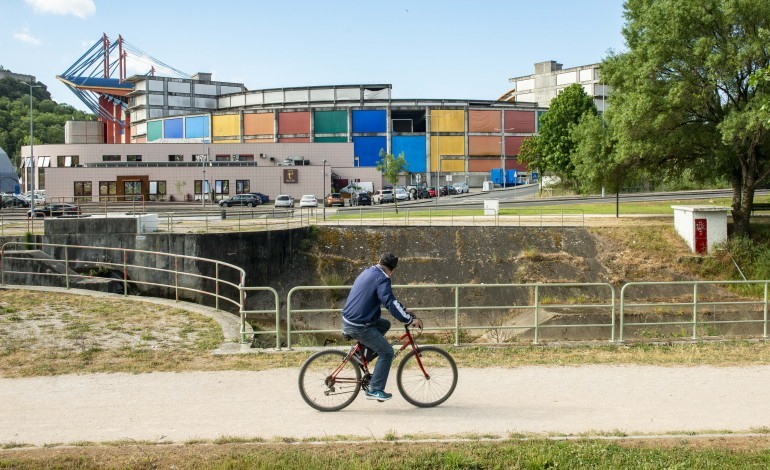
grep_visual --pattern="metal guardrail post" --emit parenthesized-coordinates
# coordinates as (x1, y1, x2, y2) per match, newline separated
(65, 246, 70, 289)
(174, 256, 179, 302)
(533, 284, 540, 344)
(215, 262, 220, 311)
(610, 285, 616, 342)
(286, 288, 294, 350)
(123, 250, 128, 296)
(454, 286, 460, 346)
(764, 281, 768, 339)
(692, 283, 698, 339)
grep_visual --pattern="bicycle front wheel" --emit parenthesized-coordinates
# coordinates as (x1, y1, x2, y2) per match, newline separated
(298, 350, 362, 412)
(397, 346, 458, 407)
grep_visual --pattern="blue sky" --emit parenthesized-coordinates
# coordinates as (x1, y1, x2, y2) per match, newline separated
(1, 0, 627, 111)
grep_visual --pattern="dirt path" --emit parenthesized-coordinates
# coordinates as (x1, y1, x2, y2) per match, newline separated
(2, 365, 770, 446)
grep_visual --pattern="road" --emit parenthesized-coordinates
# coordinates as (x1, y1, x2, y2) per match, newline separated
(2, 365, 770, 445)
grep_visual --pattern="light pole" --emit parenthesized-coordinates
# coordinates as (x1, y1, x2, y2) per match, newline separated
(322, 159, 327, 221)
(495, 127, 515, 189)
(28, 79, 42, 201)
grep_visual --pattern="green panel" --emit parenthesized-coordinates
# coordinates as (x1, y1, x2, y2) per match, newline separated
(148, 120, 163, 141)
(314, 110, 348, 134)
(315, 136, 348, 143)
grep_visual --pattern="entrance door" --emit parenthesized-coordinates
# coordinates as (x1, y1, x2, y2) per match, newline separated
(124, 180, 142, 201)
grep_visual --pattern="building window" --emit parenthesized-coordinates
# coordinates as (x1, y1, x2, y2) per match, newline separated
(74, 181, 92, 202)
(168, 155, 184, 162)
(58, 155, 80, 167)
(102, 155, 121, 162)
(127, 155, 142, 162)
(215, 154, 230, 162)
(236, 180, 250, 194)
(214, 180, 229, 197)
(99, 181, 117, 200)
(237, 154, 254, 162)
(149, 181, 166, 201)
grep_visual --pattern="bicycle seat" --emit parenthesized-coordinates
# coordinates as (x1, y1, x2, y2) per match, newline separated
(342, 333, 354, 341)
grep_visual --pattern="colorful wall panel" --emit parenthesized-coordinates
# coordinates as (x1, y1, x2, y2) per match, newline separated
(468, 158, 502, 172)
(277, 111, 310, 135)
(392, 136, 426, 173)
(244, 138, 274, 143)
(243, 113, 274, 136)
(468, 136, 501, 156)
(314, 110, 347, 134)
(468, 110, 501, 133)
(430, 135, 464, 172)
(353, 136, 387, 166)
(505, 136, 526, 156)
(315, 137, 348, 143)
(278, 137, 310, 143)
(212, 114, 240, 139)
(185, 116, 210, 140)
(147, 120, 162, 141)
(352, 110, 386, 133)
(504, 110, 536, 133)
(163, 118, 184, 139)
(430, 110, 464, 133)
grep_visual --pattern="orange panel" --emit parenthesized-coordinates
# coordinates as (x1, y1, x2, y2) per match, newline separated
(469, 136, 501, 156)
(244, 138, 274, 143)
(468, 158, 502, 172)
(505, 136, 526, 156)
(504, 110, 536, 133)
(468, 110, 501, 132)
(244, 113, 274, 136)
(278, 111, 310, 135)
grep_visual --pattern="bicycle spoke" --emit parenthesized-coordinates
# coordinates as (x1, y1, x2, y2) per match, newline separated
(299, 350, 362, 412)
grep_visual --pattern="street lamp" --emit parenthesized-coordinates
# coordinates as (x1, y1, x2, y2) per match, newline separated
(28, 79, 42, 200)
(197, 146, 210, 208)
(322, 159, 327, 221)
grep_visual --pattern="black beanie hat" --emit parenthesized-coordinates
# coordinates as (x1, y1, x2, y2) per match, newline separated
(379, 252, 398, 270)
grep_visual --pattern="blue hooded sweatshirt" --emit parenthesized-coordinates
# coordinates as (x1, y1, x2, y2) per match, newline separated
(342, 265, 413, 327)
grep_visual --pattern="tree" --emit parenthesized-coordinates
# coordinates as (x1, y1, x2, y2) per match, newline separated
(599, 0, 770, 236)
(518, 83, 598, 189)
(376, 149, 408, 213)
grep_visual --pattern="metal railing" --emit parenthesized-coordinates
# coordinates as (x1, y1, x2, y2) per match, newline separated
(240, 286, 281, 347)
(619, 280, 770, 341)
(1, 241, 247, 312)
(285, 282, 615, 349)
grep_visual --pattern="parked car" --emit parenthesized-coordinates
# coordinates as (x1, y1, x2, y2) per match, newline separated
(372, 189, 394, 204)
(299, 195, 318, 208)
(219, 194, 261, 207)
(454, 182, 469, 194)
(350, 191, 372, 206)
(324, 193, 345, 207)
(412, 186, 430, 199)
(2, 194, 30, 208)
(439, 185, 457, 196)
(247, 192, 270, 204)
(27, 203, 81, 218)
(394, 187, 410, 202)
(274, 194, 295, 208)
(427, 187, 437, 198)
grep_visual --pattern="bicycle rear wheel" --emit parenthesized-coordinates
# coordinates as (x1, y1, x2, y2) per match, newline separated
(397, 346, 458, 407)
(298, 350, 362, 412)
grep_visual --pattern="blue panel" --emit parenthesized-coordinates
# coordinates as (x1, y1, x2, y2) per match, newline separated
(352, 110, 386, 133)
(353, 136, 387, 166)
(392, 136, 426, 173)
(185, 116, 210, 139)
(164, 118, 184, 139)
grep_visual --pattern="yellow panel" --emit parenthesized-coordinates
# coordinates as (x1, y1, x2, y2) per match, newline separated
(430, 136, 465, 171)
(214, 139, 240, 143)
(430, 110, 464, 132)
(213, 114, 240, 138)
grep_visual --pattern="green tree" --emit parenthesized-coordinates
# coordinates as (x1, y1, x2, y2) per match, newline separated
(599, 0, 770, 236)
(376, 149, 408, 213)
(518, 83, 598, 189)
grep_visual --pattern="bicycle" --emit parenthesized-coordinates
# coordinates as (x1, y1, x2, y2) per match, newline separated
(298, 324, 458, 412)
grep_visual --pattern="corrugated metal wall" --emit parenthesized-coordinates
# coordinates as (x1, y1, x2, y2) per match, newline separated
(504, 110, 536, 133)
(314, 110, 347, 134)
(468, 136, 500, 156)
(185, 116, 210, 140)
(505, 136, 525, 156)
(315, 137, 348, 143)
(244, 113, 274, 137)
(430, 136, 464, 172)
(468, 110, 501, 132)
(468, 158, 501, 172)
(430, 110, 464, 132)
(352, 110, 386, 133)
(353, 136, 387, 166)
(213, 114, 240, 140)
(277, 111, 310, 135)
(392, 136, 426, 172)
(147, 121, 162, 141)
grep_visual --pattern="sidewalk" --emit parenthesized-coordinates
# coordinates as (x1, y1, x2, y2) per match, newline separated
(2, 365, 769, 446)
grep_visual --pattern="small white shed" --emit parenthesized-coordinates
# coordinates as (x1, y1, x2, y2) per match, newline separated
(671, 205, 729, 254)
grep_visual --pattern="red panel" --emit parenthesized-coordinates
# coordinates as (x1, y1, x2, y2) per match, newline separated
(506, 157, 527, 172)
(504, 110, 536, 133)
(504, 136, 527, 156)
(278, 111, 310, 135)
(278, 137, 310, 143)
(468, 158, 502, 172)
(694, 218, 708, 254)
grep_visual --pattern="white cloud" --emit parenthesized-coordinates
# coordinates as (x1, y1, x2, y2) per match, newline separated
(25, 0, 96, 19)
(13, 28, 42, 45)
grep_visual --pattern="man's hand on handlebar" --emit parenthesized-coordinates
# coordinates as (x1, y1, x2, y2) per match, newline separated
(410, 317, 423, 329)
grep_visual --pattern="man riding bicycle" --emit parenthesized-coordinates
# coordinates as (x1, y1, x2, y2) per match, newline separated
(341, 252, 423, 401)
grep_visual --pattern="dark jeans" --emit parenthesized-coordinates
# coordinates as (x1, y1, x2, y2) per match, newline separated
(342, 318, 393, 392)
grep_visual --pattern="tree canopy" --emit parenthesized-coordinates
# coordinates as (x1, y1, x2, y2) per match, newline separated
(0, 76, 94, 169)
(594, 0, 770, 236)
(518, 84, 597, 188)
(376, 149, 408, 213)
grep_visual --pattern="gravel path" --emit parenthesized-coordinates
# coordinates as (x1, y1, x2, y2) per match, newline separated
(3, 365, 770, 446)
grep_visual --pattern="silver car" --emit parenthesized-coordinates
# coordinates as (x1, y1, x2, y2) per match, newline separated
(274, 194, 295, 207)
(454, 182, 469, 194)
